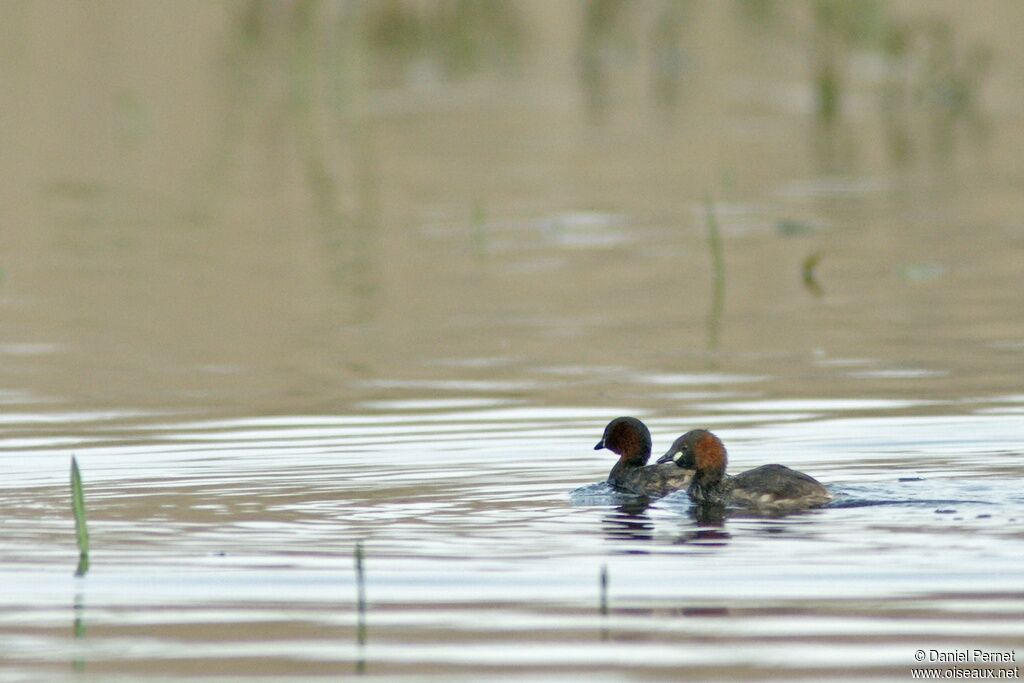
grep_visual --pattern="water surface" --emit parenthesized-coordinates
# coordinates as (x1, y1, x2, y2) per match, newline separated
(2, 1, 1024, 680)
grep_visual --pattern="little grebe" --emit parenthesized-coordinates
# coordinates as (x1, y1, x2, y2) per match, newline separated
(656, 429, 830, 510)
(594, 417, 693, 498)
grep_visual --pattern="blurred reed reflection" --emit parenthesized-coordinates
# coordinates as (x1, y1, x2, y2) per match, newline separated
(579, 0, 692, 122)
(808, 0, 993, 175)
(221, 2, 383, 321)
(72, 591, 86, 673)
(364, 0, 523, 81)
(217, 0, 529, 324)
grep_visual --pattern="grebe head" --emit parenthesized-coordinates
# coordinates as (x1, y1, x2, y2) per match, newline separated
(594, 417, 652, 466)
(658, 429, 727, 482)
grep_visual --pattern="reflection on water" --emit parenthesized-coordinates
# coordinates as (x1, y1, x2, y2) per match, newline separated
(3, 0, 1024, 680)
(354, 541, 367, 675)
(602, 501, 655, 545)
(72, 591, 86, 673)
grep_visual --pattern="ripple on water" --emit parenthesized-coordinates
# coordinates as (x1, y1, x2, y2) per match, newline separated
(1, 404, 1024, 679)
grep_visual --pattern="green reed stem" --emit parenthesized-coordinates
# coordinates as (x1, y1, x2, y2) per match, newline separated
(71, 457, 90, 577)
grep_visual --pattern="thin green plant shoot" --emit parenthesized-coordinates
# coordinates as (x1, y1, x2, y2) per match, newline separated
(71, 456, 90, 577)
